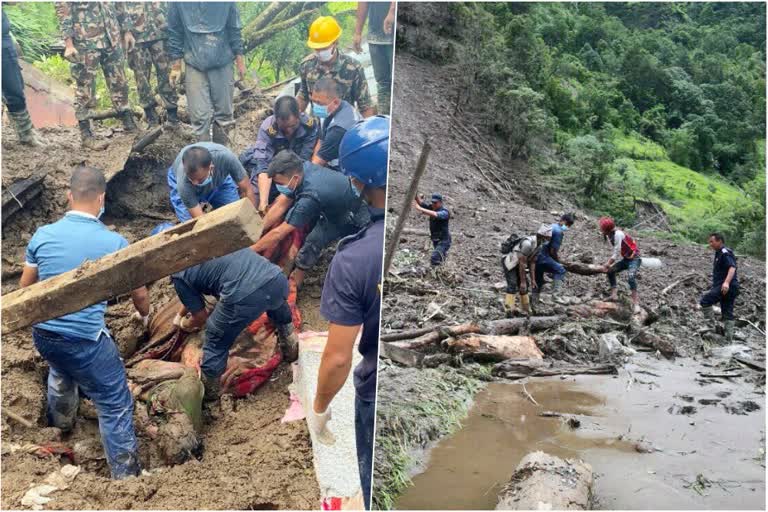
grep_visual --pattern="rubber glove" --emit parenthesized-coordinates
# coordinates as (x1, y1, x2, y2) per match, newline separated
(307, 405, 336, 445)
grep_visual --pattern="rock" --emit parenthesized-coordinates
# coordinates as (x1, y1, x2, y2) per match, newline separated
(496, 451, 593, 510)
(599, 333, 623, 359)
(425, 301, 446, 321)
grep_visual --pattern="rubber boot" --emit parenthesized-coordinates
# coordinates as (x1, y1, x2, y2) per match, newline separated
(724, 320, 735, 343)
(143, 106, 160, 128)
(276, 323, 299, 363)
(201, 373, 221, 402)
(631, 290, 641, 314)
(504, 293, 517, 318)
(121, 110, 139, 132)
(530, 291, 540, 315)
(9, 109, 43, 147)
(212, 122, 232, 146)
(111, 452, 141, 479)
(551, 279, 564, 301)
(519, 293, 531, 316)
(166, 107, 180, 125)
(78, 120, 109, 150)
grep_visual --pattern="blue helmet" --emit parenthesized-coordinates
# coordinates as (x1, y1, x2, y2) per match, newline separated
(150, 221, 176, 236)
(339, 115, 389, 188)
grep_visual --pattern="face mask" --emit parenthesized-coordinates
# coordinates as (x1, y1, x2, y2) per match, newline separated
(198, 174, 213, 188)
(98, 196, 105, 219)
(313, 104, 329, 119)
(276, 184, 294, 197)
(561, 225, 569, 232)
(316, 47, 334, 62)
(351, 180, 362, 198)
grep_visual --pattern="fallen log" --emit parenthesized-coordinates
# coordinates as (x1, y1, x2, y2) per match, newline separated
(562, 260, 606, 276)
(88, 108, 143, 121)
(661, 272, 698, 296)
(444, 335, 543, 363)
(496, 451, 593, 510)
(632, 331, 678, 357)
(388, 316, 562, 351)
(733, 355, 766, 372)
(2, 174, 46, 223)
(380, 342, 424, 368)
(492, 359, 617, 380)
(131, 125, 164, 154)
(2, 199, 262, 334)
(380, 325, 436, 342)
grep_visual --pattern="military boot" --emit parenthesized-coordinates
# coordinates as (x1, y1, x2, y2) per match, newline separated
(166, 107, 180, 125)
(504, 293, 517, 318)
(143, 106, 160, 127)
(78, 120, 109, 150)
(9, 109, 43, 147)
(724, 320, 735, 343)
(520, 293, 531, 316)
(121, 110, 139, 133)
(276, 323, 299, 363)
(201, 373, 221, 402)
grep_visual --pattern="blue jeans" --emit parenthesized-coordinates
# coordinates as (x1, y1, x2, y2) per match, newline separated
(202, 275, 292, 379)
(167, 167, 240, 222)
(431, 238, 451, 266)
(355, 396, 375, 510)
(535, 253, 566, 288)
(32, 328, 140, 479)
(608, 258, 641, 291)
(700, 284, 739, 320)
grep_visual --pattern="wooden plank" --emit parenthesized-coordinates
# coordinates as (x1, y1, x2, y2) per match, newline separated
(2, 174, 46, 223)
(2, 199, 262, 334)
(381, 342, 424, 368)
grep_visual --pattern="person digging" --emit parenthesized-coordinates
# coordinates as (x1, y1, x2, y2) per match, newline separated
(699, 232, 739, 342)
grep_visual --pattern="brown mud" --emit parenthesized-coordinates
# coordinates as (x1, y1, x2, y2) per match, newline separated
(1, 91, 327, 509)
(376, 4, 766, 508)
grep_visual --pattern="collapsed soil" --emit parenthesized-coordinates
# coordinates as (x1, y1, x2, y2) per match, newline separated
(375, 7, 766, 508)
(1, 92, 329, 509)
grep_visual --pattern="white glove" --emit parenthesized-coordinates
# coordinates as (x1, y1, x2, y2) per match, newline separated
(132, 306, 152, 330)
(172, 313, 183, 327)
(307, 405, 336, 445)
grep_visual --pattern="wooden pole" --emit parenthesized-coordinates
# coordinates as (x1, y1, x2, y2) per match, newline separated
(383, 139, 431, 277)
(2, 199, 262, 334)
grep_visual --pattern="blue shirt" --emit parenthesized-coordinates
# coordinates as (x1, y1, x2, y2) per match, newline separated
(539, 223, 564, 260)
(712, 247, 739, 287)
(25, 211, 129, 341)
(172, 248, 283, 311)
(284, 162, 364, 228)
(320, 208, 384, 402)
(172, 142, 247, 210)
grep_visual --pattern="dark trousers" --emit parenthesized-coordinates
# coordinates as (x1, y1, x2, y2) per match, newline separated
(295, 207, 371, 271)
(355, 396, 375, 510)
(33, 328, 140, 479)
(700, 284, 739, 321)
(502, 259, 528, 294)
(431, 238, 451, 266)
(2, 44, 26, 112)
(535, 253, 565, 288)
(607, 258, 641, 291)
(368, 43, 393, 115)
(202, 275, 292, 379)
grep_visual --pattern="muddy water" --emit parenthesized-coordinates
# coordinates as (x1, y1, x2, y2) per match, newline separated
(396, 357, 765, 510)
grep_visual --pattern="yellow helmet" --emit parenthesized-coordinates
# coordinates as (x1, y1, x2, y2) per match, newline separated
(307, 16, 342, 49)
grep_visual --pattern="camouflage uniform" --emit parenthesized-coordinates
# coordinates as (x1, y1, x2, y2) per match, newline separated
(298, 52, 373, 113)
(55, 2, 130, 121)
(119, 2, 178, 110)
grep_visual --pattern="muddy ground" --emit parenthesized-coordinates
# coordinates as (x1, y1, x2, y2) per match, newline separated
(374, 5, 766, 509)
(1, 92, 331, 509)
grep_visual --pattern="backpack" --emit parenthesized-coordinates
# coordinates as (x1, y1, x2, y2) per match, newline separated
(621, 232, 640, 259)
(501, 233, 524, 254)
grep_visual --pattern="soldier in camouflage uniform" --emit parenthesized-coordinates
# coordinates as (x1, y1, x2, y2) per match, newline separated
(119, 2, 178, 127)
(55, 2, 138, 149)
(298, 16, 375, 118)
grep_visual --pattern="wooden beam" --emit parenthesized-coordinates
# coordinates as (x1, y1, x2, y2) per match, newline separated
(2, 199, 262, 334)
(2, 174, 46, 223)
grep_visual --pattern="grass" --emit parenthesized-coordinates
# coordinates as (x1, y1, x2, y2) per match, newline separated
(613, 132, 668, 161)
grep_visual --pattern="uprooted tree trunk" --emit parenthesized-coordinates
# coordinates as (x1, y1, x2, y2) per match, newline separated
(496, 451, 593, 510)
(561, 260, 606, 276)
(242, 2, 323, 53)
(443, 335, 544, 363)
(492, 359, 617, 380)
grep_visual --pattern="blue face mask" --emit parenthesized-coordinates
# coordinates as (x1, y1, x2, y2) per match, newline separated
(198, 174, 213, 188)
(351, 181, 362, 198)
(312, 104, 329, 119)
(561, 224, 569, 231)
(98, 206, 105, 219)
(276, 184, 294, 197)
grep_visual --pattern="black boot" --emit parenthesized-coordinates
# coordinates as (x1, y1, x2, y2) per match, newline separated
(143, 106, 160, 127)
(166, 107, 180, 125)
(78, 120, 108, 150)
(276, 323, 299, 363)
(201, 373, 221, 402)
(121, 110, 139, 133)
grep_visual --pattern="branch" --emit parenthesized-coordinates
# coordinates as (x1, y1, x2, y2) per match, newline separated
(243, 8, 319, 53)
(243, 2, 290, 36)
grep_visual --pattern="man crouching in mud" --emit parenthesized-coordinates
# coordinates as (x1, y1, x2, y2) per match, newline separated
(20, 166, 151, 479)
(308, 116, 389, 510)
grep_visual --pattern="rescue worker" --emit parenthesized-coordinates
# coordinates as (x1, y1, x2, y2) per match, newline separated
(251, 150, 371, 289)
(598, 217, 642, 313)
(298, 16, 375, 118)
(308, 116, 389, 510)
(119, 2, 179, 126)
(353, 2, 395, 114)
(413, 193, 451, 266)
(55, 1, 138, 149)
(700, 232, 739, 342)
(167, 2, 245, 144)
(172, 247, 299, 401)
(532, 213, 575, 306)
(167, 143, 257, 222)
(20, 166, 151, 479)
(239, 95, 319, 215)
(501, 233, 540, 317)
(311, 76, 362, 170)
(2, 11, 43, 146)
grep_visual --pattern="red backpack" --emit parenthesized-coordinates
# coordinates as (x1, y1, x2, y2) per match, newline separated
(620, 232, 640, 259)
